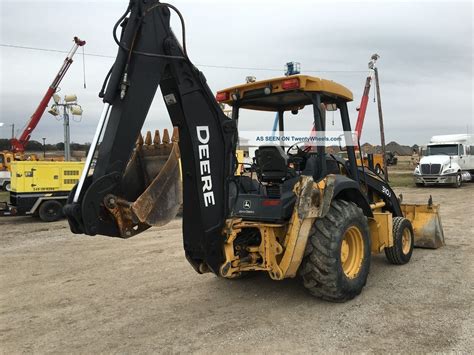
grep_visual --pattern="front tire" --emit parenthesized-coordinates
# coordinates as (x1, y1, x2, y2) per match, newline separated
(385, 217, 414, 265)
(299, 200, 371, 302)
(454, 173, 462, 188)
(3, 181, 11, 192)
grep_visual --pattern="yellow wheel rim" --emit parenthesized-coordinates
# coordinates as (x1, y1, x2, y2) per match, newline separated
(402, 228, 412, 255)
(341, 226, 364, 279)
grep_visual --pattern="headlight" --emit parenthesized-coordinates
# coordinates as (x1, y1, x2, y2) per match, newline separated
(442, 168, 456, 174)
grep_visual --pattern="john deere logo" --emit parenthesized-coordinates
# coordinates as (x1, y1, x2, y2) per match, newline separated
(243, 200, 251, 209)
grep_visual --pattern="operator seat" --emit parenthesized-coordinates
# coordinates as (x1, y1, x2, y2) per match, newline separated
(255, 145, 288, 183)
(302, 155, 342, 181)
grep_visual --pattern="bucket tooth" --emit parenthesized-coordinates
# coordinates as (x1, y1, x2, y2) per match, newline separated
(153, 130, 161, 145)
(171, 127, 179, 142)
(145, 131, 152, 146)
(136, 133, 144, 147)
(162, 129, 170, 144)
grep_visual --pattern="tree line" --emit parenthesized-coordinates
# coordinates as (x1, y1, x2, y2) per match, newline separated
(0, 139, 90, 152)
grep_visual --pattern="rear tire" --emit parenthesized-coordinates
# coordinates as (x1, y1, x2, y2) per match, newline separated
(384, 217, 414, 265)
(3, 182, 11, 192)
(38, 200, 63, 222)
(299, 200, 371, 302)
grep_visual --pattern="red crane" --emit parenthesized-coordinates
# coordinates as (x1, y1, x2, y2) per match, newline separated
(354, 54, 379, 140)
(10, 37, 86, 153)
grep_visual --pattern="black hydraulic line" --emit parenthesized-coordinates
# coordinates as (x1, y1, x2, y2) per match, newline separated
(311, 94, 327, 180)
(112, 2, 187, 61)
(340, 102, 359, 184)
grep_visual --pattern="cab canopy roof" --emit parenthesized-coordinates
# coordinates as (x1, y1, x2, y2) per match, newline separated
(216, 74, 353, 112)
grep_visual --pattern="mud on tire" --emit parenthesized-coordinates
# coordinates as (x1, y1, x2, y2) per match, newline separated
(298, 200, 371, 302)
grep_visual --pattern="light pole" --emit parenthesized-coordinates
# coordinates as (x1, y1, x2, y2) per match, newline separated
(373, 65, 388, 182)
(48, 94, 83, 161)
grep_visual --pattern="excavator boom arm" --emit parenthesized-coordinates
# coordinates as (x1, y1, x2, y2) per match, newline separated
(65, 0, 236, 273)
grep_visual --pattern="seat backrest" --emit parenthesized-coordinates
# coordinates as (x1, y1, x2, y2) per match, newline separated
(302, 155, 341, 180)
(255, 145, 288, 182)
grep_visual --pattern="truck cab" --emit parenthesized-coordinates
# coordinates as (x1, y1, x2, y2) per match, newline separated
(414, 134, 473, 187)
(0, 152, 13, 191)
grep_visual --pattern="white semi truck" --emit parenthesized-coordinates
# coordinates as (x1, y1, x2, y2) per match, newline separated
(414, 134, 473, 187)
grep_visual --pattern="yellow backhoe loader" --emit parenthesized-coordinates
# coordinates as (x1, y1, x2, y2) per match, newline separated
(65, 0, 444, 301)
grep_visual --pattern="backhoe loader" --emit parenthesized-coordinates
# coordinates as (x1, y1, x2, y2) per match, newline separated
(65, 0, 444, 301)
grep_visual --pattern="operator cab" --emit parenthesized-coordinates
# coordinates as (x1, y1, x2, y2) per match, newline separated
(216, 75, 356, 222)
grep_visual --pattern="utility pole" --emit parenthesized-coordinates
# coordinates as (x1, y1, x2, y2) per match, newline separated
(374, 67, 389, 181)
(63, 106, 71, 161)
(42, 138, 46, 159)
(11, 124, 14, 140)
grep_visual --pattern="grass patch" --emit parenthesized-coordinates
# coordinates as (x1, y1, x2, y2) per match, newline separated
(0, 191, 9, 203)
(387, 172, 415, 187)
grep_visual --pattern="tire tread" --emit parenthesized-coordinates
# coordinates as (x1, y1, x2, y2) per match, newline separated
(299, 200, 370, 302)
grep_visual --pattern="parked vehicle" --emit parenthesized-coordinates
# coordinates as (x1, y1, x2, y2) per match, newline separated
(0, 161, 83, 221)
(0, 151, 41, 191)
(385, 151, 398, 166)
(0, 170, 10, 191)
(337, 150, 385, 174)
(414, 134, 473, 187)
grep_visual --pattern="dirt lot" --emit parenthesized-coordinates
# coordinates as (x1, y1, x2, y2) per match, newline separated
(1, 185, 473, 353)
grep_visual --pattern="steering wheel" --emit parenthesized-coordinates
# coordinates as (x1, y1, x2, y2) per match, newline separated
(286, 142, 312, 157)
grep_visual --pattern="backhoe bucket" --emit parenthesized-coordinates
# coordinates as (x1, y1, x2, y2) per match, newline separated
(105, 128, 182, 238)
(401, 202, 445, 249)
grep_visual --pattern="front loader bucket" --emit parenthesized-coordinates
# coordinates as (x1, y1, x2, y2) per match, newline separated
(401, 202, 445, 249)
(104, 128, 183, 238)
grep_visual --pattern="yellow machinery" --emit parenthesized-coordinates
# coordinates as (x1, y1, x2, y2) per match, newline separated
(0, 151, 40, 191)
(338, 150, 385, 174)
(0, 151, 39, 171)
(0, 161, 83, 221)
(65, 1, 445, 301)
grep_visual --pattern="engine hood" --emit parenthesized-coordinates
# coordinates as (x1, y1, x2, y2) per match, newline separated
(419, 155, 454, 165)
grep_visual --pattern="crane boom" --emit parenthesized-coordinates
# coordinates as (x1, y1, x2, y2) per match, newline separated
(10, 37, 86, 153)
(354, 54, 379, 140)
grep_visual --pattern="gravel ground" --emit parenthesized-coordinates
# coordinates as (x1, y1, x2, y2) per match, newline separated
(1, 185, 473, 353)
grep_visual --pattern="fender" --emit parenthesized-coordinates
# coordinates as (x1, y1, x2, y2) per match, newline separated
(331, 175, 373, 217)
